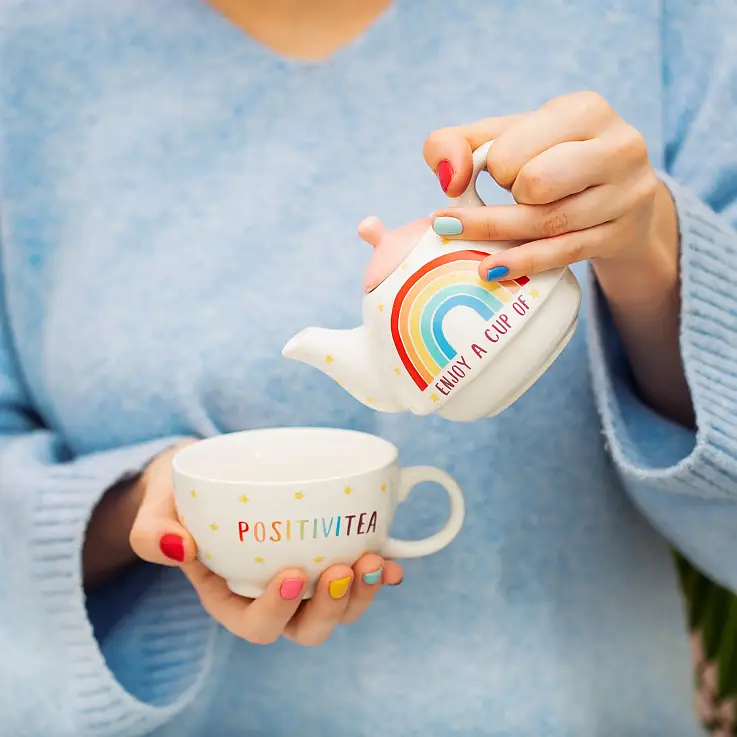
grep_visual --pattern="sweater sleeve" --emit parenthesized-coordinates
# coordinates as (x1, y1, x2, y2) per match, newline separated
(0, 284, 217, 735)
(588, 0, 737, 592)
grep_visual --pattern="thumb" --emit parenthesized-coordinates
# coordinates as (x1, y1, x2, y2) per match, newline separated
(129, 444, 198, 567)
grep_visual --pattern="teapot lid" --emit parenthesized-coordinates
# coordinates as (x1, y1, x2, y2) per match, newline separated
(360, 216, 431, 293)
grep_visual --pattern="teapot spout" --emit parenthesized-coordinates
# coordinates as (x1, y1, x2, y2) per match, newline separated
(282, 326, 405, 413)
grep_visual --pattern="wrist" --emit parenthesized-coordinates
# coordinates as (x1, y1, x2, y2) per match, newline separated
(83, 470, 145, 588)
(592, 179, 680, 310)
(591, 179, 694, 426)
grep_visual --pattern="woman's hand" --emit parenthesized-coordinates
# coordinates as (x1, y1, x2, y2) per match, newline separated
(423, 90, 670, 282)
(129, 442, 403, 646)
(423, 90, 692, 426)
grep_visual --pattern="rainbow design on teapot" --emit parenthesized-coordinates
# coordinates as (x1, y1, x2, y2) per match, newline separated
(390, 250, 530, 391)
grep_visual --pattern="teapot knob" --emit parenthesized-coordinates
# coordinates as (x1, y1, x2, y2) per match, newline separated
(357, 216, 387, 249)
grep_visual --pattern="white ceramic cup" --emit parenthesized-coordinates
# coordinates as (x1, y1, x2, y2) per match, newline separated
(172, 427, 465, 599)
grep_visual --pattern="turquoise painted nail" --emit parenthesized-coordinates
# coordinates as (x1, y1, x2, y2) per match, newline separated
(362, 566, 384, 585)
(433, 216, 463, 236)
(486, 266, 510, 281)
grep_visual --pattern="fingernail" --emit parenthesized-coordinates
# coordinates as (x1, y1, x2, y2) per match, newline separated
(437, 160, 454, 192)
(329, 575, 352, 600)
(159, 533, 185, 562)
(387, 578, 403, 587)
(433, 216, 463, 236)
(362, 566, 384, 585)
(280, 578, 305, 601)
(486, 266, 510, 281)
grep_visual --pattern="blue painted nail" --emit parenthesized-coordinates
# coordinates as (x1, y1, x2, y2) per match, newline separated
(486, 266, 510, 281)
(433, 216, 463, 236)
(362, 566, 384, 585)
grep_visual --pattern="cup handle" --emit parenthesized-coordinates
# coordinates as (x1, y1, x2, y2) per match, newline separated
(380, 466, 465, 559)
(446, 140, 494, 209)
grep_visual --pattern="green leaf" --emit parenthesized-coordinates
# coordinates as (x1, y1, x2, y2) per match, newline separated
(717, 593, 737, 701)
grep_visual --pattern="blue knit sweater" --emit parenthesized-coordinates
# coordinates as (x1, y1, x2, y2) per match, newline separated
(2, 1, 737, 735)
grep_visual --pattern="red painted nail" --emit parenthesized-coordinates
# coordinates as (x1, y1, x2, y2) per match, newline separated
(280, 578, 304, 600)
(437, 160, 454, 193)
(159, 533, 185, 562)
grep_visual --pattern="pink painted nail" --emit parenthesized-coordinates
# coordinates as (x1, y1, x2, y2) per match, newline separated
(280, 578, 304, 601)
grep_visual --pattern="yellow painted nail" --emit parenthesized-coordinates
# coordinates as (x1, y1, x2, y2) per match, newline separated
(328, 575, 352, 600)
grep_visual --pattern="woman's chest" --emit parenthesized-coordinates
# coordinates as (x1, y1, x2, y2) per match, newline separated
(2, 0, 665, 451)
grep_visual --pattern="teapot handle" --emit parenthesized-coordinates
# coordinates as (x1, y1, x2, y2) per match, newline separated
(446, 140, 494, 209)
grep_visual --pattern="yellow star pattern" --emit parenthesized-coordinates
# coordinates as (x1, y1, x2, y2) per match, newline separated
(324, 354, 334, 363)
(344, 486, 353, 495)
(190, 489, 197, 498)
(430, 393, 440, 403)
(529, 288, 540, 299)
(313, 556, 325, 564)
(254, 556, 265, 564)
(366, 397, 375, 404)
(204, 552, 212, 559)
(401, 262, 408, 270)
(239, 494, 249, 504)
(378, 304, 384, 312)
(210, 523, 219, 531)
(381, 483, 387, 492)
(294, 491, 304, 500)
(440, 238, 452, 246)
(393, 367, 401, 375)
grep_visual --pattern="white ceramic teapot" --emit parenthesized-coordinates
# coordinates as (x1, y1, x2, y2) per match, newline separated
(282, 141, 582, 422)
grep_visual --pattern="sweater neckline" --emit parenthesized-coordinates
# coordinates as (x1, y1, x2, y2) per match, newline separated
(191, 1, 400, 72)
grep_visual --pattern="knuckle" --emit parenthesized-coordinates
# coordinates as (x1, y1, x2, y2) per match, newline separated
(521, 252, 539, 275)
(564, 236, 586, 263)
(295, 631, 331, 648)
(637, 170, 659, 203)
(517, 169, 550, 203)
(422, 128, 453, 161)
(482, 216, 501, 241)
(620, 125, 649, 161)
(575, 90, 611, 117)
(613, 216, 634, 241)
(245, 631, 281, 646)
(485, 147, 515, 190)
(540, 209, 569, 239)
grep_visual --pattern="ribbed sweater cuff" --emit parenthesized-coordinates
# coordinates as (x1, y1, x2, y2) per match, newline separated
(19, 434, 217, 737)
(588, 174, 737, 499)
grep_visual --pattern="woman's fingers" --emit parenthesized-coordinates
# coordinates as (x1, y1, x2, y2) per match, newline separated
(482, 93, 614, 190)
(381, 558, 404, 586)
(509, 139, 621, 204)
(423, 114, 527, 196)
(340, 556, 404, 623)
(182, 562, 307, 645)
(284, 564, 355, 646)
(433, 184, 620, 245)
(478, 220, 623, 281)
(423, 92, 617, 198)
(341, 554, 386, 624)
(129, 443, 198, 567)
(511, 128, 650, 204)
(184, 556, 404, 647)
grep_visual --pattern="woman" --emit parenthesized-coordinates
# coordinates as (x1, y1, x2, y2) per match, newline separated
(2, 0, 737, 734)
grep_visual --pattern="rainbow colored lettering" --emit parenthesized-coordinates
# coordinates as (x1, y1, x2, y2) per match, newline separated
(390, 250, 530, 391)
